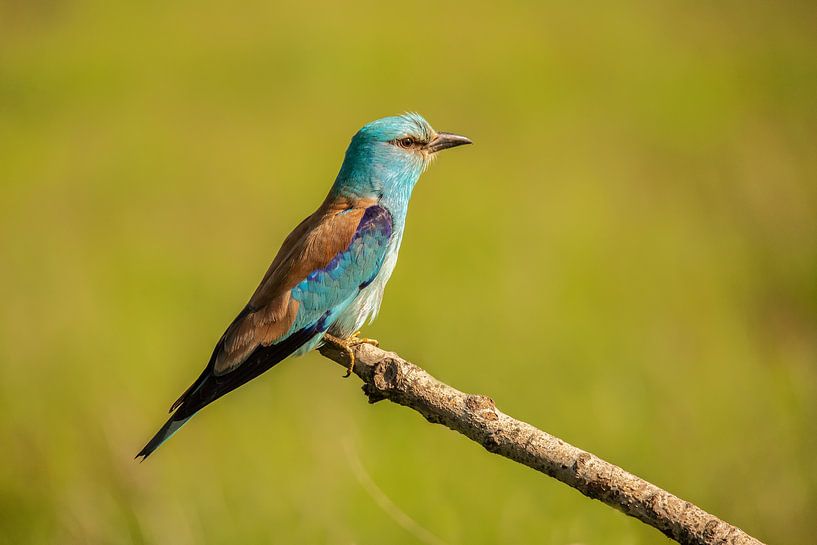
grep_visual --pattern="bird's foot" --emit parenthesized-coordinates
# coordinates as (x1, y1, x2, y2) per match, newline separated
(323, 332, 379, 378)
(349, 330, 379, 348)
(322, 333, 355, 376)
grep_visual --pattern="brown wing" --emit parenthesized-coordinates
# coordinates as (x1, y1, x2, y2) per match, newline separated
(211, 196, 376, 376)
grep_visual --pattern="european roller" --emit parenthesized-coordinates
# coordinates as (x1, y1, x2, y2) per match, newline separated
(137, 113, 471, 459)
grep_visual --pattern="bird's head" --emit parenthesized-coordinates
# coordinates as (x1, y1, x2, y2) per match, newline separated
(332, 113, 471, 200)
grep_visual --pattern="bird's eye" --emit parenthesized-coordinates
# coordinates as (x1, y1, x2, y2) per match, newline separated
(398, 137, 415, 148)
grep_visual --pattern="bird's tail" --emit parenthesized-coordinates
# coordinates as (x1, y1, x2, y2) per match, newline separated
(135, 414, 192, 461)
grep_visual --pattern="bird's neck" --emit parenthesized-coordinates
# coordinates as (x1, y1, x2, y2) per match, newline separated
(328, 168, 420, 229)
(378, 182, 413, 230)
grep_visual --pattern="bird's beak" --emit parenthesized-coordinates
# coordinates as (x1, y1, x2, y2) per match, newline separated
(426, 132, 472, 153)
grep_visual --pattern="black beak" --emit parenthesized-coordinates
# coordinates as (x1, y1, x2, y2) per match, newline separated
(426, 132, 472, 153)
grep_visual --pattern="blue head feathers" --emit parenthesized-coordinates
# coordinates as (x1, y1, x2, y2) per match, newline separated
(331, 113, 471, 201)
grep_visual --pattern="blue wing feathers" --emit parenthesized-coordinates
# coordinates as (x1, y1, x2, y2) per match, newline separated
(290, 205, 392, 333)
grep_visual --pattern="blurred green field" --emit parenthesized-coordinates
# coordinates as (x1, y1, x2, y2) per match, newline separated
(2, 1, 816, 543)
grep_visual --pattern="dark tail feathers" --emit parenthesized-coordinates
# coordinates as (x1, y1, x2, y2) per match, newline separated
(135, 415, 191, 461)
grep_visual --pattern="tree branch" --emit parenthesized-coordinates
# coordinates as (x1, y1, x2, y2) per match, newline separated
(318, 342, 765, 545)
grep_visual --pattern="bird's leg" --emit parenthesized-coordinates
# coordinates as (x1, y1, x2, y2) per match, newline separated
(322, 333, 357, 378)
(322, 332, 379, 378)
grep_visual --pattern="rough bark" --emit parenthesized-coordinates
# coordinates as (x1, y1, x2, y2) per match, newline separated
(318, 342, 765, 545)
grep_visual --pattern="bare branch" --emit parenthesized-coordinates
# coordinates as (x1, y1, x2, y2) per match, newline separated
(319, 342, 765, 545)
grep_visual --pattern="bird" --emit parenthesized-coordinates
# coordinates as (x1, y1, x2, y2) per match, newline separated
(136, 113, 471, 460)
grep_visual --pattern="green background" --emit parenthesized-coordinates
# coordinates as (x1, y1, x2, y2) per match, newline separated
(2, 1, 815, 543)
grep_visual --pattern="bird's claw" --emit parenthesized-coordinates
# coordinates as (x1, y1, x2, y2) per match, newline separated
(323, 331, 379, 377)
(349, 330, 379, 348)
